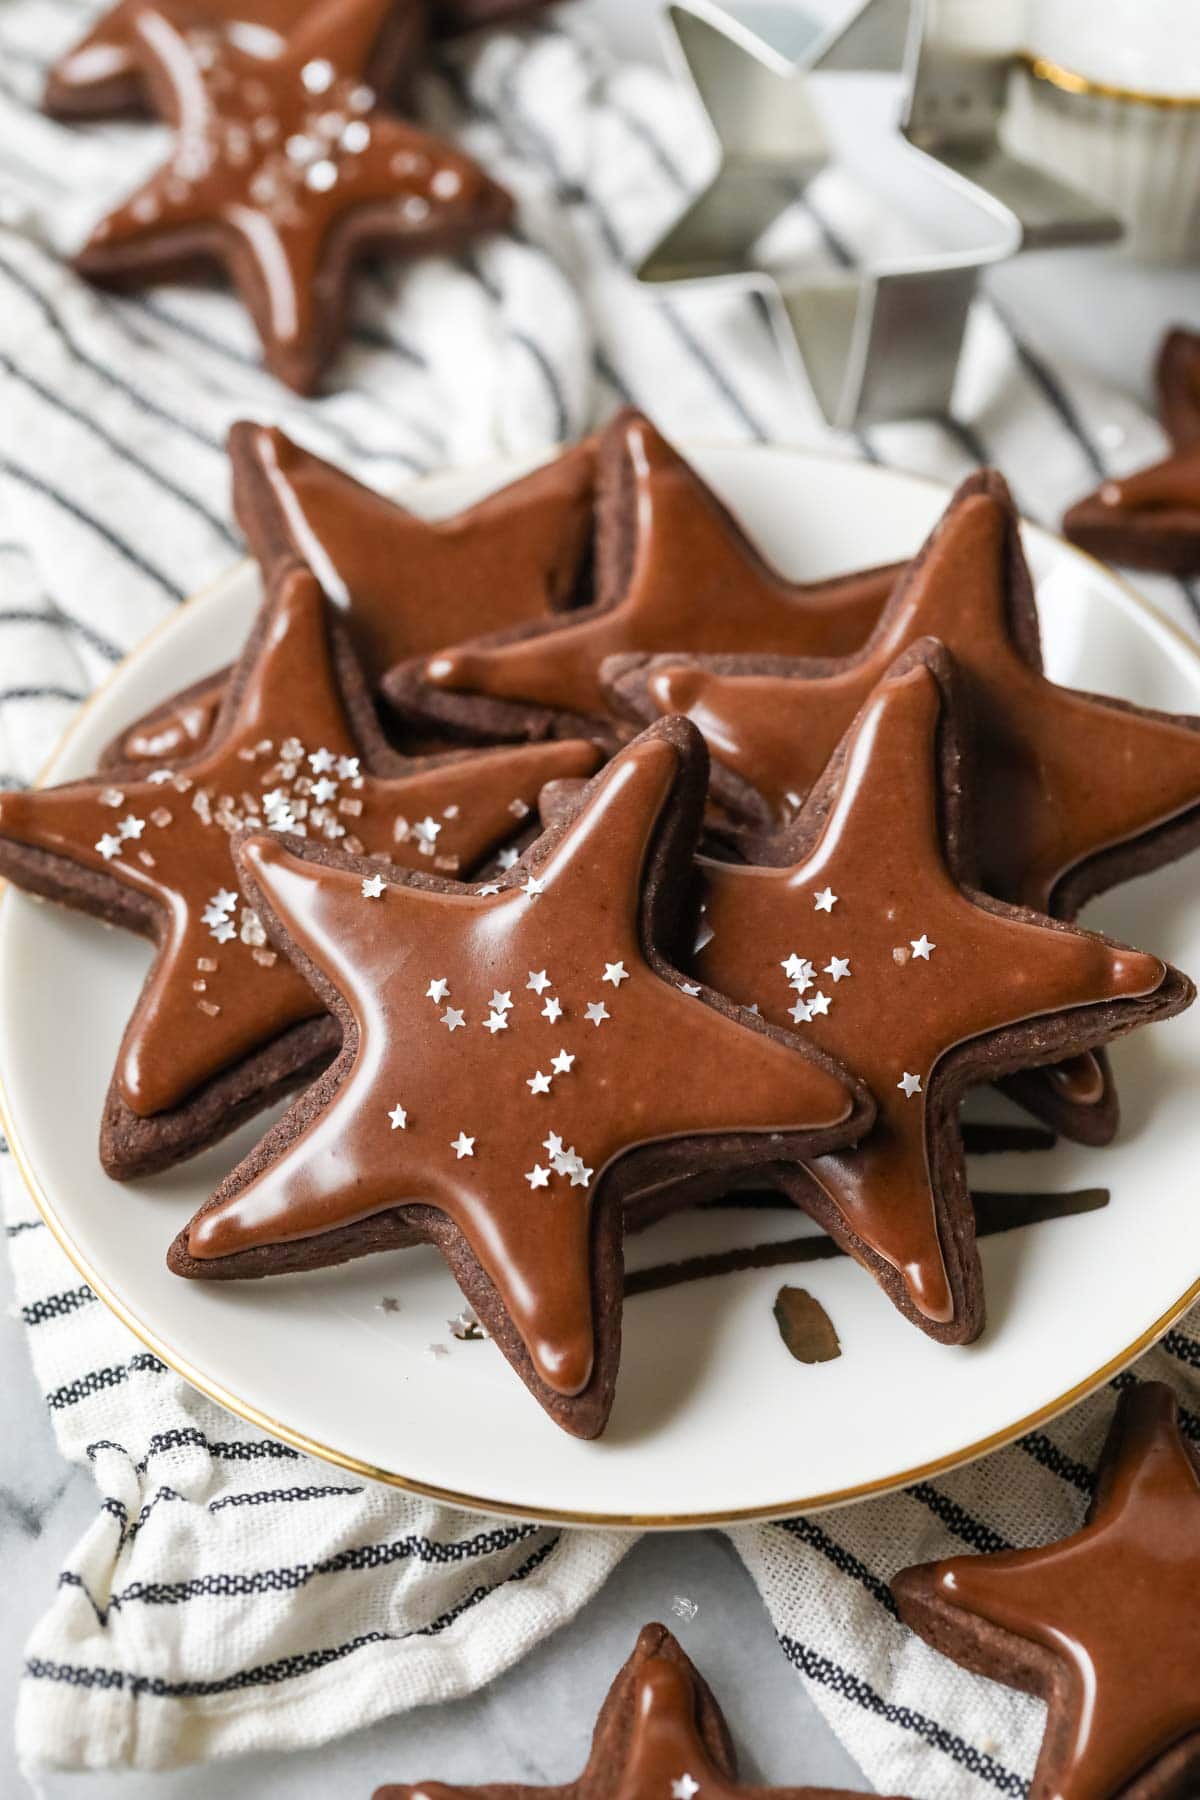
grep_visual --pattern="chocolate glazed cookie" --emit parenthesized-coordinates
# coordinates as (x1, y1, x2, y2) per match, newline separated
(375, 1621, 908, 1797)
(1064, 328, 1200, 578)
(103, 420, 601, 769)
(168, 720, 872, 1437)
(0, 564, 601, 1178)
(893, 1382, 1200, 1800)
(605, 470, 1200, 1146)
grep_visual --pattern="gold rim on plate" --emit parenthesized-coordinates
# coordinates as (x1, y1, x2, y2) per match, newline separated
(3, 451, 1200, 1529)
(1022, 51, 1200, 111)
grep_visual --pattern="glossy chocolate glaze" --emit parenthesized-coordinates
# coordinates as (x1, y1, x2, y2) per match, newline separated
(422, 416, 896, 722)
(0, 570, 598, 1117)
(696, 661, 1164, 1324)
(186, 735, 856, 1394)
(641, 492, 1200, 916)
(239, 422, 598, 671)
(912, 1383, 1200, 1800)
(75, 0, 510, 388)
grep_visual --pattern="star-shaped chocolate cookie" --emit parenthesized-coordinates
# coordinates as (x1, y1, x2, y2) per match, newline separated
(44, 0, 425, 120)
(610, 472, 1200, 1143)
(690, 643, 1187, 1344)
(107, 420, 600, 768)
(374, 1622, 901, 1797)
(44, 0, 559, 120)
(1064, 327, 1200, 577)
(168, 720, 870, 1435)
(893, 1381, 1200, 1800)
(73, 0, 511, 391)
(0, 564, 600, 1178)
(384, 411, 900, 746)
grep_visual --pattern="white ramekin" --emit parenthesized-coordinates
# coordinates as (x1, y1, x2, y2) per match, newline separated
(1003, 0, 1200, 262)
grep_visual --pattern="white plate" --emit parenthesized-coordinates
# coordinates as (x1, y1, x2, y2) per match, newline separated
(3, 447, 1199, 1528)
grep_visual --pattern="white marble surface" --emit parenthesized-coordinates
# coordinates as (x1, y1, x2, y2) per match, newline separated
(1, 3, 1196, 1793)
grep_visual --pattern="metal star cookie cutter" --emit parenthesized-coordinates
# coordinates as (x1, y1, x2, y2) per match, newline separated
(636, 0, 1122, 427)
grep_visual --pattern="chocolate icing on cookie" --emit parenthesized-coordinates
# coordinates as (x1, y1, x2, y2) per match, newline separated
(174, 723, 868, 1422)
(894, 1382, 1200, 1800)
(0, 566, 599, 1123)
(387, 413, 898, 741)
(110, 422, 599, 769)
(1064, 327, 1200, 577)
(73, 0, 511, 391)
(616, 478, 1200, 914)
(695, 649, 1174, 1336)
(375, 1621, 901, 1797)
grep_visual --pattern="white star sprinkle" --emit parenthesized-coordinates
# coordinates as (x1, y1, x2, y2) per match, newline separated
(483, 1011, 508, 1035)
(551, 1049, 575, 1075)
(426, 978, 450, 1003)
(336, 756, 360, 780)
(214, 888, 237, 913)
(490, 990, 514, 1014)
(789, 998, 812, 1024)
(585, 1001, 610, 1027)
(911, 935, 936, 961)
(414, 816, 441, 850)
(310, 777, 338, 805)
(442, 1008, 466, 1032)
(527, 1070, 552, 1096)
(117, 815, 144, 840)
(95, 833, 123, 860)
(681, 982, 701, 996)
(525, 1165, 551, 1189)
(825, 956, 851, 982)
(541, 996, 563, 1023)
(476, 883, 500, 896)
(451, 1132, 475, 1159)
(211, 920, 236, 944)
(566, 1159, 592, 1188)
(526, 970, 551, 994)
(898, 1071, 923, 1098)
(544, 1132, 565, 1158)
(497, 847, 520, 870)
(673, 1778, 700, 1800)
(602, 961, 629, 987)
(521, 874, 546, 901)
(388, 1104, 408, 1130)
(814, 888, 837, 912)
(361, 873, 386, 899)
(781, 953, 811, 981)
(308, 748, 336, 773)
(808, 991, 831, 1017)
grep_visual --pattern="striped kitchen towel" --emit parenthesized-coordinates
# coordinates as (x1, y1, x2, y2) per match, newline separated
(1, 0, 1198, 1781)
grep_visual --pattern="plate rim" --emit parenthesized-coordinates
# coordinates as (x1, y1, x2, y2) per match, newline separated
(4, 444, 1200, 1529)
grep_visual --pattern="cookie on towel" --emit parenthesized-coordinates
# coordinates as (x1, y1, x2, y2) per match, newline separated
(893, 1381, 1200, 1800)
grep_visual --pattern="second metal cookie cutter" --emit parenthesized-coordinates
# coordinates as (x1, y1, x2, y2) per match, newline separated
(636, 0, 1121, 427)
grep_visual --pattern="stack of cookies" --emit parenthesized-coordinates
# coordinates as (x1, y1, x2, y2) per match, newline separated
(2, 406, 1198, 1438)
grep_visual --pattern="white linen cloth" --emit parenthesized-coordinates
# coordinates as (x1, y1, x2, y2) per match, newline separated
(1, 0, 1197, 1787)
